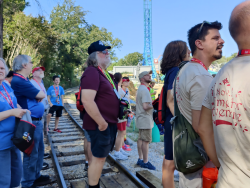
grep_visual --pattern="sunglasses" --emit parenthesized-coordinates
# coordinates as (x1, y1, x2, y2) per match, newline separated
(99, 50, 109, 55)
(122, 79, 130, 82)
(197, 21, 212, 39)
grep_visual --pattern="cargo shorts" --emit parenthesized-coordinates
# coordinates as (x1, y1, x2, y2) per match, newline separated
(138, 129, 152, 143)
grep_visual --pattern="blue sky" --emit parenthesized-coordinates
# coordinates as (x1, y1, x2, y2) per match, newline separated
(24, 0, 244, 60)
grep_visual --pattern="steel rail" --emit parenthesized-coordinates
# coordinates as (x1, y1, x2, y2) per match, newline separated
(63, 105, 149, 188)
(47, 131, 68, 188)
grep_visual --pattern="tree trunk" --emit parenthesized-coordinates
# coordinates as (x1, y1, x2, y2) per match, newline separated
(0, 0, 3, 58)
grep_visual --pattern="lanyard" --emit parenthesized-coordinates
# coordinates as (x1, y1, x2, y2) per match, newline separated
(98, 66, 116, 90)
(0, 84, 14, 108)
(33, 79, 45, 93)
(238, 49, 250, 56)
(13, 73, 28, 81)
(53, 85, 59, 96)
(190, 58, 208, 71)
(141, 83, 150, 91)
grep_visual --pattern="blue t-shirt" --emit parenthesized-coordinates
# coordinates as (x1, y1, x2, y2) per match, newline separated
(47, 85, 65, 106)
(12, 74, 44, 118)
(0, 82, 18, 150)
(164, 67, 179, 121)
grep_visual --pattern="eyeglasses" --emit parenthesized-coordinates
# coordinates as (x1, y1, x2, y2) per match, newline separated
(98, 50, 109, 55)
(197, 21, 212, 39)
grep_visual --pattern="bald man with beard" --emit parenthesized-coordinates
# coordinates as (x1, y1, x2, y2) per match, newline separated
(198, 1, 250, 187)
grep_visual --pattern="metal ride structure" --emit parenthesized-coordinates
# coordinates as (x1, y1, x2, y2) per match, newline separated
(143, 0, 157, 78)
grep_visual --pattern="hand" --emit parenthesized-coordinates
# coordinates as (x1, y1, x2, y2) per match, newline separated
(12, 109, 27, 118)
(98, 122, 108, 131)
(49, 103, 53, 107)
(27, 110, 31, 115)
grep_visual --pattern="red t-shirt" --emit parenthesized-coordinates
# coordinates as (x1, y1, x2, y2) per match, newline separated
(81, 66, 119, 130)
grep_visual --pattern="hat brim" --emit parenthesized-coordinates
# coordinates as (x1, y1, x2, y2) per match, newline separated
(100, 46, 111, 51)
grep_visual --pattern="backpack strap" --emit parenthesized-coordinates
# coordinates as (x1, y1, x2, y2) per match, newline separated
(174, 71, 181, 117)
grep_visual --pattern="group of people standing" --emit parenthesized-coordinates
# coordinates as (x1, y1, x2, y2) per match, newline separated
(160, 2, 250, 188)
(0, 55, 65, 188)
(1, 1, 250, 188)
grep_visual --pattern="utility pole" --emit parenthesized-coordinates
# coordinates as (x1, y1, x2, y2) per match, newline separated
(0, 0, 3, 58)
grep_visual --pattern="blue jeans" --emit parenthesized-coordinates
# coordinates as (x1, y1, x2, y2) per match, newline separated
(0, 146, 22, 188)
(21, 120, 44, 187)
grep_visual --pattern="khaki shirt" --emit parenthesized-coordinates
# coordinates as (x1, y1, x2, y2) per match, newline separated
(136, 85, 153, 129)
(203, 56, 250, 188)
(176, 62, 213, 124)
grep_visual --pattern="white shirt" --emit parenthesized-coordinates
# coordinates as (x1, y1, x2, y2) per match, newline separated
(203, 56, 250, 188)
(30, 79, 49, 109)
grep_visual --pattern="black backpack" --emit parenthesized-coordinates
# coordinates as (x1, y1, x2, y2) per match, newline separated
(12, 112, 36, 156)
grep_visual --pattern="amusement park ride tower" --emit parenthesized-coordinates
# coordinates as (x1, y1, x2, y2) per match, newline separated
(143, 0, 157, 78)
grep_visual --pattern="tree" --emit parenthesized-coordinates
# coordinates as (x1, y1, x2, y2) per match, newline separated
(49, 0, 122, 88)
(117, 52, 143, 66)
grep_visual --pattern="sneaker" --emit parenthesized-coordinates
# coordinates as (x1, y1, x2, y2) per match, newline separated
(122, 145, 131, 151)
(114, 151, 128, 160)
(43, 153, 50, 159)
(120, 148, 130, 156)
(53, 129, 62, 133)
(42, 162, 49, 170)
(124, 139, 133, 146)
(136, 158, 143, 166)
(84, 162, 88, 171)
(141, 161, 156, 170)
(124, 144, 131, 148)
(33, 175, 50, 186)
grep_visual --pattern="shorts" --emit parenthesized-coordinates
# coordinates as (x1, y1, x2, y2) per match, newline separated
(86, 123, 117, 158)
(164, 115, 173, 160)
(84, 129, 91, 142)
(49, 105, 63, 117)
(138, 129, 152, 143)
(117, 121, 127, 131)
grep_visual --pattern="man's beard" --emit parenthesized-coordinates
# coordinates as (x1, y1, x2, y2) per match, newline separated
(213, 45, 223, 60)
(98, 55, 111, 69)
(213, 53, 222, 60)
(145, 79, 151, 83)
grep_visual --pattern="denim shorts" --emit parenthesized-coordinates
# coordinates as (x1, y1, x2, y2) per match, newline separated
(87, 124, 117, 158)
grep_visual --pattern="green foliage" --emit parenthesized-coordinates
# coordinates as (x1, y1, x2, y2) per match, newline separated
(107, 52, 143, 71)
(3, 0, 122, 89)
(212, 53, 237, 70)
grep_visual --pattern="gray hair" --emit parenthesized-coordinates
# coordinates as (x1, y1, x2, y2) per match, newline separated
(86, 52, 98, 67)
(12, 55, 31, 72)
(0, 58, 9, 77)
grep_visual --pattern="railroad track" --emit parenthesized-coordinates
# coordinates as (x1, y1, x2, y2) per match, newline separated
(39, 103, 149, 188)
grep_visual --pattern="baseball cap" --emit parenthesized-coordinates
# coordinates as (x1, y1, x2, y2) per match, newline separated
(139, 71, 151, 80)
(88, 40, 111, 55)
(32, 66, 45, 74)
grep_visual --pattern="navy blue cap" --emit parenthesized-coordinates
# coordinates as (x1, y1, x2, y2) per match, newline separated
(88, 40, 111, 55)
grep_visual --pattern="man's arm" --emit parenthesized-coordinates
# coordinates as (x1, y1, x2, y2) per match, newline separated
(81, 89, 108, 131)
(191, 110, 201, 132)
(36, 91, 45, 99)
(167, 90, 174, 116)
(142, 102, 153, 111)
(198, 106, 220, 167)
(47, 95, 53, 107)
